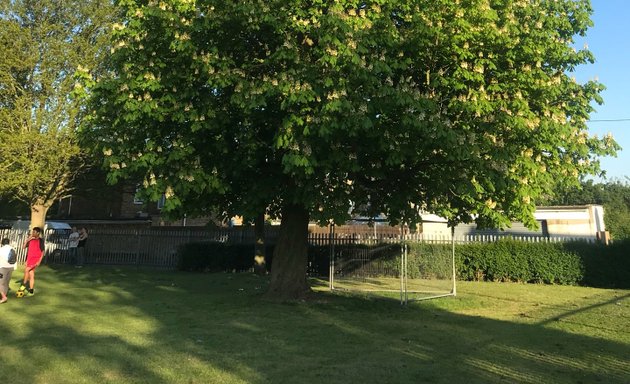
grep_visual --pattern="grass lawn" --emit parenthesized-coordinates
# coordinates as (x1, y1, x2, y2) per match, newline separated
(1, 265, 628, 384)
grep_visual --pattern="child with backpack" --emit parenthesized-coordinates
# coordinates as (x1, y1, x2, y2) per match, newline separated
(0, 238, 17, 303)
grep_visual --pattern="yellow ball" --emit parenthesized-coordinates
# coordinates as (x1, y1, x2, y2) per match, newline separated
(16, 290, 25, 298)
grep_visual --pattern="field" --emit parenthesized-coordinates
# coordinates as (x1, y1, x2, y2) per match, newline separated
(0, 265, 628, 383)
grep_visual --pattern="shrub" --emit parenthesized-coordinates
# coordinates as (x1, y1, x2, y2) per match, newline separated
(405, 239, 587, 285)
(566, 239, 630, 288)
(177, 238, 630, 289)
(407, 243, 453, 280)
(457, 243, 487, 281)
(307, 245, 330, 276)
(454, 239, 585, 285)
(323, 243, 402, 278)
(177, 242, 274, 272)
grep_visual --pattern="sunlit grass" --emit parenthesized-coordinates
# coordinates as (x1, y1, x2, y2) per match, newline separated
(0, 265, 628, 383)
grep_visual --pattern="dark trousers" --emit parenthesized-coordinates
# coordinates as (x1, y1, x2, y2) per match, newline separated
(68, 247, 78, 264)
(77, 247, 85, 266)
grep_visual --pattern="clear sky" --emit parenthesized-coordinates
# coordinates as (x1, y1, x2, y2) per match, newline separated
(574, 0, 630, 181)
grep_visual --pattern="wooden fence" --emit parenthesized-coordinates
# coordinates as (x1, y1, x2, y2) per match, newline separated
(0, 227, 598, 270)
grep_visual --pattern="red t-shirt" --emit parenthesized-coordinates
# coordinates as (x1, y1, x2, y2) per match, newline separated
(26, 238, 45, 267)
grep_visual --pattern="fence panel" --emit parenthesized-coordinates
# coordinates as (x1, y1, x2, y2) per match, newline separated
(0, 227, 601, 270)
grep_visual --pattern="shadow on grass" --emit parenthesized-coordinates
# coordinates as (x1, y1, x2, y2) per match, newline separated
(536, 292, 630, 325)
(0, 265, 628, 384)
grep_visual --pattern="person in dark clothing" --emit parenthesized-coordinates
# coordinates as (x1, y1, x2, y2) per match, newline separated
(76, 227, 88, 266)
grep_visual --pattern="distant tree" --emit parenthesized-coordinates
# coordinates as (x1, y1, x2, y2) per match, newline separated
(602, 181, 630, 239)
(88, 0, 617, 299)
(0, 0, 117, 229)
(0, 197, 29, 219)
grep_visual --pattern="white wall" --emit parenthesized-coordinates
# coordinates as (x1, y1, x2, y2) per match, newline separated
(420, 205, 605, 239)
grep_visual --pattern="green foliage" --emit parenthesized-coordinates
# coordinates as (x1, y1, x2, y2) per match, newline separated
(0, 197, 29, 218)
(407, 242, 453, 280)
(177, 242, 401, 277)
(456, 240, 585, 285)
(178, 238, 629, 288)
(564, 240, 630, 288)
(0, 0, 117, 219)
(406, 239, 626, 288)
(177, 241, 274, 272)
(468, 240, 556, 283)
(334, 243, 402, 278)
(88, 0, 617, 230)
(307, 245, 332, 276)
(453, 242, 488, 281)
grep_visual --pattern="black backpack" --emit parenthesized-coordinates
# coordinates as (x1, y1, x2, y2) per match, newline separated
(7, 249, 16, 264)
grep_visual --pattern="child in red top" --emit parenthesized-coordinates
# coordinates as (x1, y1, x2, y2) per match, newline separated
(18, 227, 45, 297)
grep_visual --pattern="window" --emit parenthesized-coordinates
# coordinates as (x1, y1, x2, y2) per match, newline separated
(133, 186, 144, 205)
(157, 194, 166, 210)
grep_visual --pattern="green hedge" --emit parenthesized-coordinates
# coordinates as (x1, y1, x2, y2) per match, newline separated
(176, 242, 393, 276)
(564, 240, 630, 288)
(447, 240, 584, 285)
(409, 239, 629, 288)
(177, 242, 275, 272)
(407, 243, 454, 280)
(177, 239, 630, 288)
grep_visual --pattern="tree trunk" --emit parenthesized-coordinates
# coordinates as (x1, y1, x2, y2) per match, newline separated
(30, 203, 50, 231)
(253, 212, 267, 275)
(265, 204, 311, 300)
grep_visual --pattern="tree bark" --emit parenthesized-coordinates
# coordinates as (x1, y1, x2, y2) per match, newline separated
(265, 204, 311, 300)
(30, 203, 49, 231)
(253, 212, 267, 275)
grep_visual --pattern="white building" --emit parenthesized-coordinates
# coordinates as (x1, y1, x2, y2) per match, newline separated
(420, 205, 607, 240)
(533, 205, 605, 238)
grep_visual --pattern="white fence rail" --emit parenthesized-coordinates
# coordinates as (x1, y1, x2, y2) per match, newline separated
(407, 233, 598, 244)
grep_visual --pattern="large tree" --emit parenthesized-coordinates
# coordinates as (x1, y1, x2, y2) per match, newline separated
(0, 0, 117, 229)
(88, 0, 617, 299)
